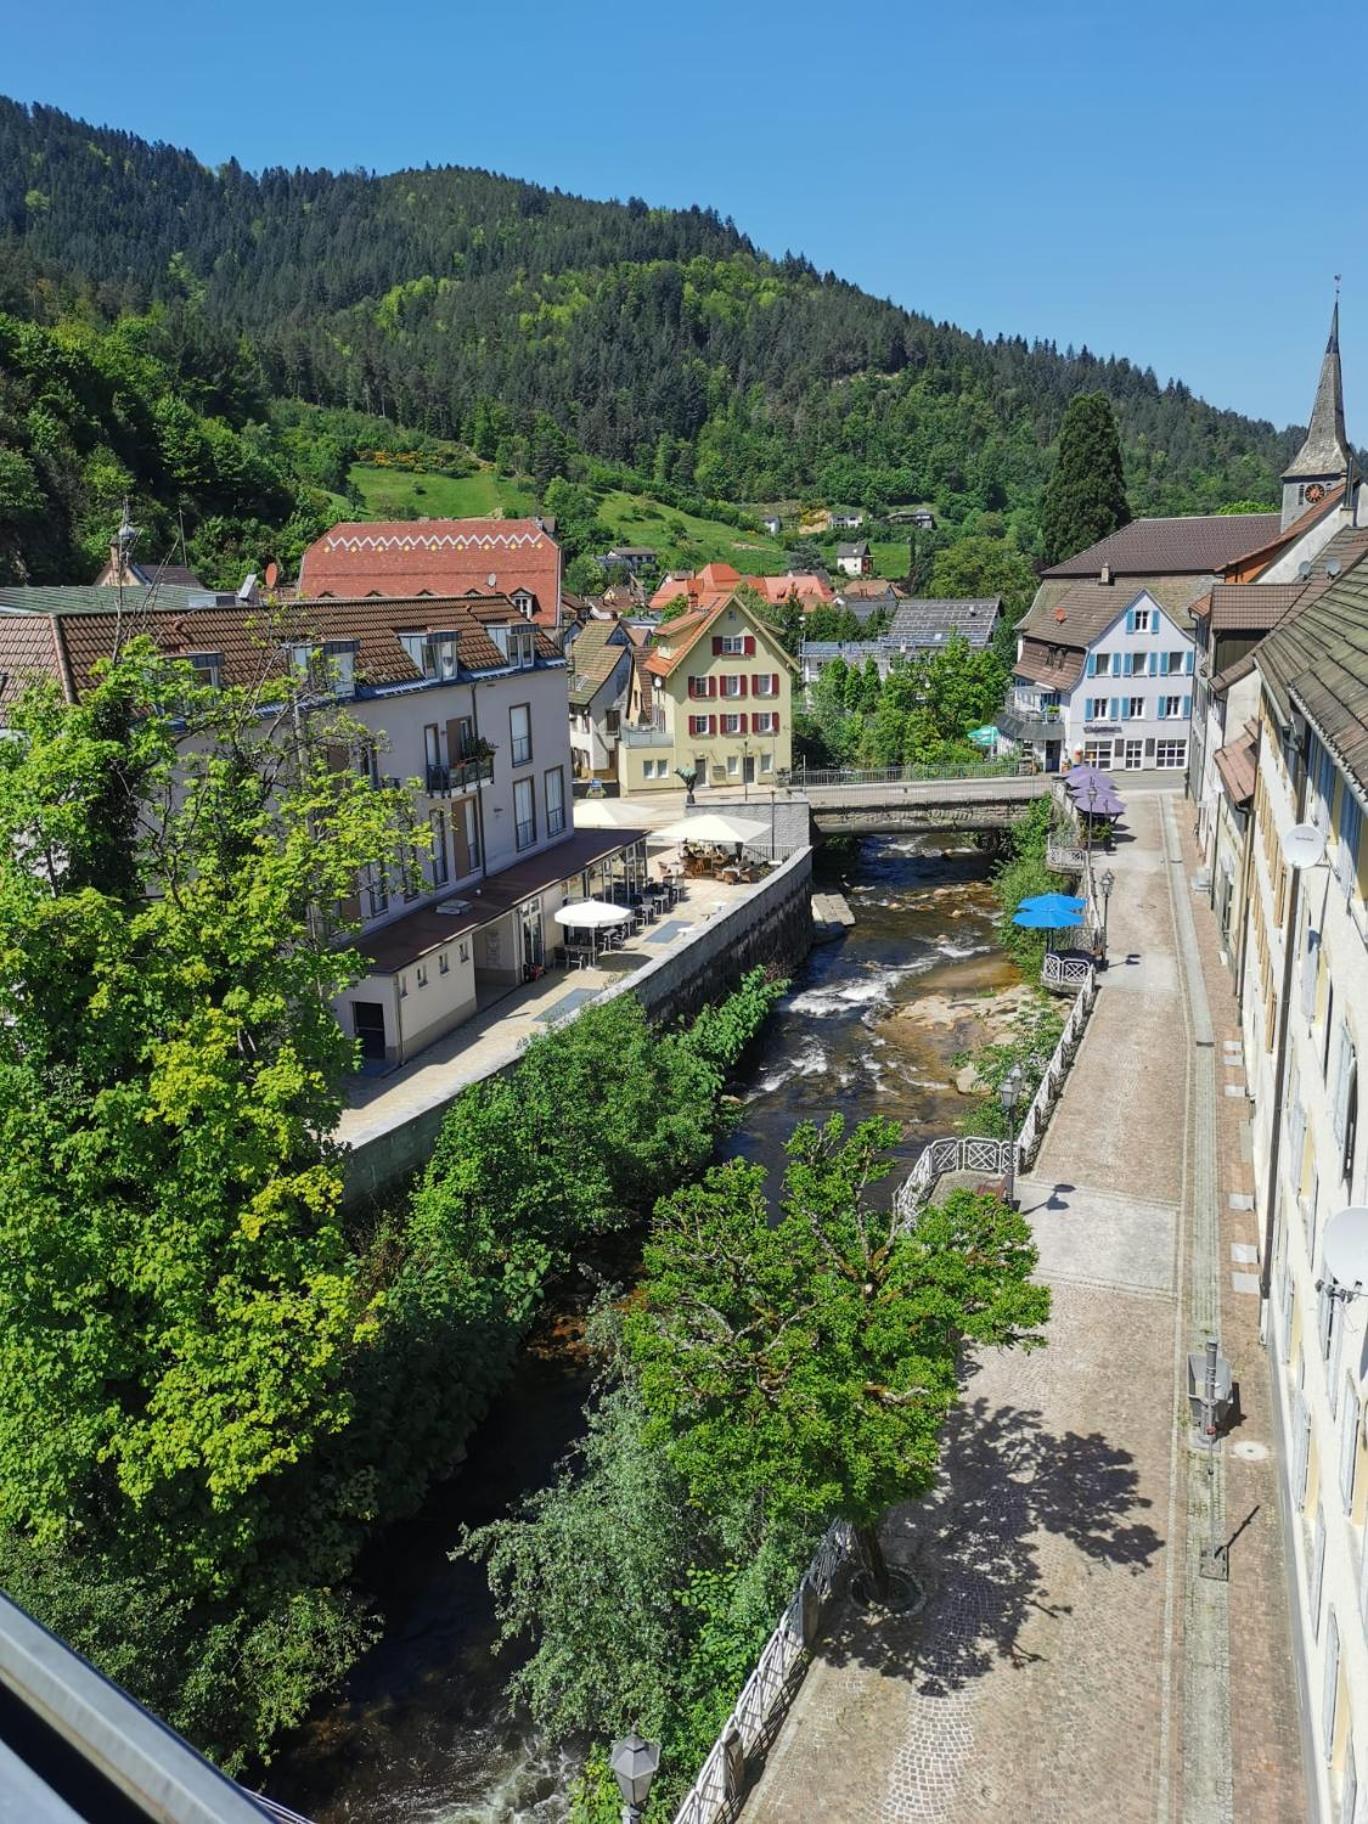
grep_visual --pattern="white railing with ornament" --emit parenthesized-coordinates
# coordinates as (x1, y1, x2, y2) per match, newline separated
(1041, 950, 1096, 992)
(671, 1520, 855, 1824)
(1014, 972, 1097, 1168)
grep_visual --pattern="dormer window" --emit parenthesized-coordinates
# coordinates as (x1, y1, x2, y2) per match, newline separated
(324, 639, 359, 698)
(398, 632, 431, 676)
(427, 632, 460, 681)
(186, 651, 223, 689)
(512, 589, 535, 620)
(287, 643, 327, 693)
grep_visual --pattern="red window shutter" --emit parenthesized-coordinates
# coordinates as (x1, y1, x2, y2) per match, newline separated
(772, 712, 780, 733)
(739, 674, 748, 696)
(712, 636, 723, 655)
(772, 672, 780, 695)
(745, 635, 756, 656)
(709, 676, 717, 698)
(709, 715, 717, 736)
(739, 713, 748, 734)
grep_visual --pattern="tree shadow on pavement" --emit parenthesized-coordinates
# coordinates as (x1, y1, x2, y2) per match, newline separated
(816, 1397, 1164, 1696)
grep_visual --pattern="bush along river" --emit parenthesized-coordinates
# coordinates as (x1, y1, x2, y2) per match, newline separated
(266, 831, 1026, 1824)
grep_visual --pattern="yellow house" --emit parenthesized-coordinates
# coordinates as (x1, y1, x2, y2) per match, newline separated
(617, 593, 795, 792)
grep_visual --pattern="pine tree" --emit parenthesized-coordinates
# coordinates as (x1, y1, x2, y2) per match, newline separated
(1040, 392, 1131, 566)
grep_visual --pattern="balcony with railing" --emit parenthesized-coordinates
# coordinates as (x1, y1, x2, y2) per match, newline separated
(425, 753, 495, 796)
(619, 718, 672, 748)
(998, 687, 1064, 747)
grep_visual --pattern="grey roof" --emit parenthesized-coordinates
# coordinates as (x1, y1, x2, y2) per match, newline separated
(1257, 555, 1368, 793)
(1042, 514, 1283, 578)
(0, 584, 225, 615)
(888, 596, 1001, 650)
(836, 540, 869, 558)
(801, 641, 891, 662)
(1284, 304, 1352, 481)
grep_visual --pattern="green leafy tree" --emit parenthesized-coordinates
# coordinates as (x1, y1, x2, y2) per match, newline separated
(0, 639, 414, 1761)
(1040, 391, 1131, 566)
(627, 1116, 1050, 1594)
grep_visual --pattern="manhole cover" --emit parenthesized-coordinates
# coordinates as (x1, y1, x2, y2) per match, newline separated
(850, 1567, 927, 1615)
(1233, 1440, 1269, 1461)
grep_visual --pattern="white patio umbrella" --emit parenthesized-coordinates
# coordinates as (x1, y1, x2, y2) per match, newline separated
(573, 798, 653, 829)
(648, 812, 770, 846)
(554, 898, 633, 960)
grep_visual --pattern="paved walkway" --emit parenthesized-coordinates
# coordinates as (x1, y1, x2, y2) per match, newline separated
(741, 791, 1303, 1823)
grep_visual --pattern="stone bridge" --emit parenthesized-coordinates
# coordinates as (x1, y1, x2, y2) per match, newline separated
(803, 773, 1050, 837)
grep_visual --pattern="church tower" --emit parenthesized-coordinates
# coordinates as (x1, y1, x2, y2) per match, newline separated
(1281, 303, 1353, 530)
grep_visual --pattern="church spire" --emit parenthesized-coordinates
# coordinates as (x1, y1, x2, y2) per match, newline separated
(1284, 298, 1350, 482)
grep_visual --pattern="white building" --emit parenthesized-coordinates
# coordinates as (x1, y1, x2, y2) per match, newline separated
(1239, 563, 1368, 1824)
(1001, 583, 1195, 773)
(0, 591, 644, 1070)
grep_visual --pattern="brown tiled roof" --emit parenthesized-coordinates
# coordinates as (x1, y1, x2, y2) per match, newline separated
(1043, 513, 1283, 578)
(1213, 728, 1258, 807)
(567, 621, 628, 708)
(1202, 584, 1308, 631)
(1257, 548, 1368, 792)
(299, 518, 560, 613)
(643, 595, 795, 679)
(1018, 581, 1168, 649)
(1026, 573, 1210, 631)
(0, 595, 558, 706)
(359, 828, 645, 973)
(1013, 637, 1086, 691)
(0, 614, 65, 708)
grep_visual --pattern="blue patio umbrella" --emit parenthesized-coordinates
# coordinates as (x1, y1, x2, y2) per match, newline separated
(1018, 891, 1086, 915)
(1012, 900, 1084, 929)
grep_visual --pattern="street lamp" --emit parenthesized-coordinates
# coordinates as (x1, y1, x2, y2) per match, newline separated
(1099, 867, 1116, 966)
(1000, 1064, 1023, 1209)
(611, 1732, 662, 1824)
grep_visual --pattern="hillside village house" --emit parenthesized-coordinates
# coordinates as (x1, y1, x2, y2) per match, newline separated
(0, 590, 643, 1070)
(835, 540, 872, 578)
(649, 562, 833, 615)
(565, 618, 633, 780)
(801, 596, 1003, 688)
(1002, 582, 1196, 773)
(617, 591, 794, 792)
(298, 516, 565, 633)
(1233, 557, 1368, 1823)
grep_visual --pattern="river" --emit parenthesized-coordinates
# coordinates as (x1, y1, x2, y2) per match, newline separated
(266, 833, 1020, 1824)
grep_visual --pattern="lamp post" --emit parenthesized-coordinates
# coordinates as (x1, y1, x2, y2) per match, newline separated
(1000, 1064, 1023, 1209)
(1099, 867, 1116, 967)
(611, 1732, 662, 1824)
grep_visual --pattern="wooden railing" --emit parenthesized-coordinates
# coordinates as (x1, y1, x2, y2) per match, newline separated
(671, 1521, 855, 1824)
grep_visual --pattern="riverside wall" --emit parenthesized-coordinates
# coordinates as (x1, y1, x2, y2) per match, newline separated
(340, 846, 814, 1207)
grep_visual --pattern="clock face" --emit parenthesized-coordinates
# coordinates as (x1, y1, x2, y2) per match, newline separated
(1305, 482, 1327, 504)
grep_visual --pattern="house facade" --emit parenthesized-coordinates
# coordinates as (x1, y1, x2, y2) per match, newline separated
(1002, 583, 1195, 772)
(0, 590, 644, 1071)
(836, 540, 872, 578)
(1236, 562, 1368, 1824)
(566, 619, 633, 780)
(617, 592, 794, 792)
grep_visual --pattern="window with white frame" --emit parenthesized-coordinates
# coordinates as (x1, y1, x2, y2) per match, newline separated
(1086, 696, 1109, 720)
(544, 766, 565, 837)
(510, 702, 532, 767)
(439, 950, 450, 975)
(366, 863, 388, 917)
(1331, 1021, 1357, 1188)
(416, 961, 428, 988)
(1128, 696, 1145, 720)
(1132, 607, 1152, 632)
(719, 634, 745, 655)
(1155, 739, 1187, 769)
(726, 754, 740, 776)
(721, 713, 744, 735)
(760, 751, 773, 773)
(753, 672, 778, 698)
(430, 809, 449, 887)
(514, 776, 536, 851)
(720, 674, 744, 698)
(753, 711, 777, 734)
(1159, 695, 1183, 719)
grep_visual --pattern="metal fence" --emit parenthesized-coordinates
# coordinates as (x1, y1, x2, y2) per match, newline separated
(672, 1521, 854, 1824)
(1041, 951, 1096, 992)
(1045, 838, 1089, 874)
(793, 756, 1025, 790)
(1015, 972, 1097, 1166)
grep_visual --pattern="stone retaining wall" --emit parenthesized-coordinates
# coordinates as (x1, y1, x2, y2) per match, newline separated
(340, 848, 814, 1206)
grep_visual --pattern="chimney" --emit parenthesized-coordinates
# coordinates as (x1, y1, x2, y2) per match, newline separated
(1099, 564, 1113, 585)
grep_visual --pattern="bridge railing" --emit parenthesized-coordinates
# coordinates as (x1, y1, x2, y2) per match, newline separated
(793, 756, 1027, 790)
(671, 1520, 855, 1824)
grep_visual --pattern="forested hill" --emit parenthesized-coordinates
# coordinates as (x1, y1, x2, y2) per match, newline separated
(1, 97, 1298, 525)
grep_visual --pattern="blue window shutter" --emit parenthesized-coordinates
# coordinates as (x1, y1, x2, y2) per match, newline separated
(1086, 652, 1097, 677)
(1148, 651, 1157, 677)
(1185, 649, 1194, 675)
(1125, 608, 1135, 634)
(1183, 694, 1192, 720)
(1110, 695, 1120, 721)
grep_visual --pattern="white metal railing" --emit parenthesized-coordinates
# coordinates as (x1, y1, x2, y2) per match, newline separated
(794, 758, 1024, 789)
(892, 973, 1098, 1225)
(1045, 839, 1088, 873)
(671, 1520, 854, 1824)
(1041, 950, 1096, 992)
(1014, 972, 1097, 1167)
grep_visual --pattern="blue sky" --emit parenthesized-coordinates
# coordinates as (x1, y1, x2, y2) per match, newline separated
(8, 0, 1366, 429)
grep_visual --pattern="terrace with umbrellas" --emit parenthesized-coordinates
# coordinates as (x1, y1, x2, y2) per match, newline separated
(1030, 762, 1127, 988)
(338, 797, 789, 1145)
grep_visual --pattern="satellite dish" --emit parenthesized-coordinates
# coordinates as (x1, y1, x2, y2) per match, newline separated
(1297, 560, 1313, 580)
(1326, 558, 1342, 578)
(1323, 1206, 1368, 1293)
(265, 560, 280, 590)
(1281, 822, 1327, 870)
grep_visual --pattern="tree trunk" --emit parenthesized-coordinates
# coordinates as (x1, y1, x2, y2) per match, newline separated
(855, 1521, 891, 1602)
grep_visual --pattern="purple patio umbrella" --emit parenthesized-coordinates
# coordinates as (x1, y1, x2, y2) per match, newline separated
(1064, 765, 1114, 797)
(1077, 785, 1125, 818)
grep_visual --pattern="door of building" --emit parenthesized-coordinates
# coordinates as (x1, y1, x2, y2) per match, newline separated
(1124, 740, 1144, 770)
(352, 1001, 386, 1061)
(1045, 741, 1061, 774)
(743, 754, 756, 785)
(521, 898, 544, 975)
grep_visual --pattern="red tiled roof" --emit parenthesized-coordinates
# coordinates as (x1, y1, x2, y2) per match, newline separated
(299, 519, 560, 614)
(1213, 728, 1258, 806)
